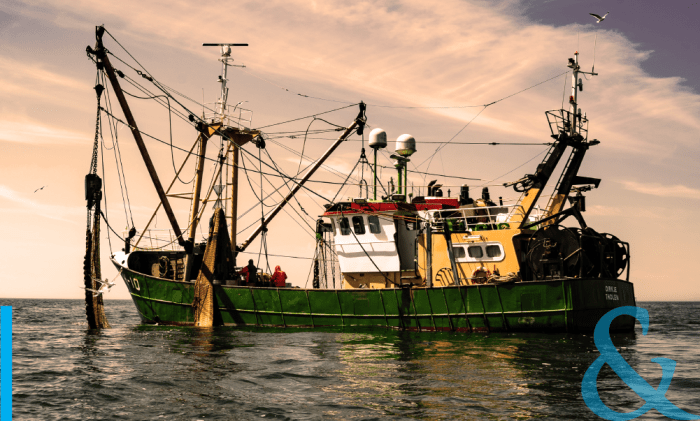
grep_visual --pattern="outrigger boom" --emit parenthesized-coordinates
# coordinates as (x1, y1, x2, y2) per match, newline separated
(239, 103, 367, 252)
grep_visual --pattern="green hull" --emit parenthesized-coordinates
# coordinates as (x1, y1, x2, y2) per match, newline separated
(115, 262, 636, 333)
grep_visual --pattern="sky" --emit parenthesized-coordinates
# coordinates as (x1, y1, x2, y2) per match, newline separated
(1, 0, 699, 301)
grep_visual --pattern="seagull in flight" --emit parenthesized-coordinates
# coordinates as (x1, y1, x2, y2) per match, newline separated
(34, 185, 47, 193)
(81, 278, 116, 297)
(589, 12, 609, 23)
(97, 278, 116, 290)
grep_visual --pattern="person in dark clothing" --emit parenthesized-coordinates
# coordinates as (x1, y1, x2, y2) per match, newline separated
(242, 259, 257, 285)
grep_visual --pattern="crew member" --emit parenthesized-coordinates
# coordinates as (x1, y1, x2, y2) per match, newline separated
(240, 259, 258, 285)
(270, 265, 287, 288)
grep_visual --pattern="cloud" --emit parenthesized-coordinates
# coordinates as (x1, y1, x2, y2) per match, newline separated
(620, 180, 700, 200)
(0, 184, 83, 222)
(14, 0, 696, 160)
(0, 118, 89, 144)
(586, 205, 623, 217)
(0, 55, 89, 107)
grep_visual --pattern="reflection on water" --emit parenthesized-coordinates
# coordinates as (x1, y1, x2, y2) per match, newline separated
(330, 331, 607, 420)
(7, 299, 700, 420)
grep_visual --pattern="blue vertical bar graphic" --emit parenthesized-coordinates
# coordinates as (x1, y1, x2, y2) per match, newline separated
(1, 306, 11, 420)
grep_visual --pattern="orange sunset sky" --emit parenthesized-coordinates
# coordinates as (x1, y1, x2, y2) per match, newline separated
(1, 0, 699, 301)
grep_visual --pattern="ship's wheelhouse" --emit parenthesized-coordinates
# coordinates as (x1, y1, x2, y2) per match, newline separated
(321, 199, 456, 288)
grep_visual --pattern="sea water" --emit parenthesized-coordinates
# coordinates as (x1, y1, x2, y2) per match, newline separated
(4, 299, 700, 420)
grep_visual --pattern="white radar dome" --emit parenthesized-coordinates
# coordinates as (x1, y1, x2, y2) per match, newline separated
(395, 134, 416, 157)
(369, 128, 387, 149)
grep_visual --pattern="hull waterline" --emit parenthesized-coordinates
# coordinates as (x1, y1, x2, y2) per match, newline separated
(113, 259, 636, 333)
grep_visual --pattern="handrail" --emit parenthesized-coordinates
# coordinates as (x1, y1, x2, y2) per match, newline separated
(425, 204, 546, 231)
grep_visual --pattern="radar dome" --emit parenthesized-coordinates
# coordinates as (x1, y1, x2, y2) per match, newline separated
(395, 134, 416, 157)
(369, 128, 387, 149)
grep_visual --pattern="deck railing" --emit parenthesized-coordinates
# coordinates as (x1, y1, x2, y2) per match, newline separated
(129, 229, 185, 251)
(425, 204, 546, 232)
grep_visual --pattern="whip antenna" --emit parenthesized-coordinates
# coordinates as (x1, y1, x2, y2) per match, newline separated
(592, 33, 598, 73)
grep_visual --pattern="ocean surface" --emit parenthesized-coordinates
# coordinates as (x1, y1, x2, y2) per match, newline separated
(2, 299, 699, 420)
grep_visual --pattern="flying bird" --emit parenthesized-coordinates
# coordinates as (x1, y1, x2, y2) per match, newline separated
(34, 185, 47, 193)
(97, 278, 116, 290)
(81, 278, 116, 297)
(589, 12, 609, 23)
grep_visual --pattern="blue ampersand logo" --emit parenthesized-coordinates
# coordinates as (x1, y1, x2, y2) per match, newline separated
(582, 306, 700, 420)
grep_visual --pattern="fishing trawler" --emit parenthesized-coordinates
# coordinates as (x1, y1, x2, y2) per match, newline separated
(85, 26, 635, 332)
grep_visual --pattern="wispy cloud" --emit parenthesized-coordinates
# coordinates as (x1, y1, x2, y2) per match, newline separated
(620, 180, 700, 200)
(0, 184, 83, 222)
(16, 0, 697, 158)
(0, 118, 89, 144)
(0, 55, 90, 108)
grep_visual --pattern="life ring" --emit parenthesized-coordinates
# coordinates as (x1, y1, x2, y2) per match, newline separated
(471, 266, 490, 284)
(158, 256, 170, 278)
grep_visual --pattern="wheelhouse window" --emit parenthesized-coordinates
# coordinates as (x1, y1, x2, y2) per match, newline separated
(352, 216, 366, 235)
(368, 215, 382, 234)
(468, 245, 483, 258)
(453, 247, 466, 259)
(486, 245, 502, 258)
(339, 217, 351, 235)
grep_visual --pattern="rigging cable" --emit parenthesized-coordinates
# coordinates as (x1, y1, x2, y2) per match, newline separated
(479, 147, 550, 187)
(101, 73, 135, 228)
(264, 148, 317, 219)
(98, 107, 335, 201)
(235, 154, 318, 240)
(242, 151, 317, 231)
(329, 148, 364, 205)
(121, 89, 196, 184)
(297, 117, 317, 176)
(101, 47, 367, 197)
(239, 66, 568, 109)
(417, 105, 487, 174)
(254, 103, 358, 130)
(267, 138, 361, 185)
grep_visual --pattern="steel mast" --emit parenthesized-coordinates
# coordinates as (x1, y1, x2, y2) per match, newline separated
(202, 43, 249, 264)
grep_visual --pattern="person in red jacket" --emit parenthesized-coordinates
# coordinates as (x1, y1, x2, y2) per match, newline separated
(270, 265, 287, 287)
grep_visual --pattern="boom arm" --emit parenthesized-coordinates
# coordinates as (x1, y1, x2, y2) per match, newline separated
(546, 142, 599, 217)
(508, 134, 570, 227)
(238, 104, 366, 252)
(92, 26, 189, 249)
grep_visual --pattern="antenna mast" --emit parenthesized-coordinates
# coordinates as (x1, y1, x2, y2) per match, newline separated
(567, 51, 598, 137)
(202, 43, 253, 264)
(202, 43, 248, 121)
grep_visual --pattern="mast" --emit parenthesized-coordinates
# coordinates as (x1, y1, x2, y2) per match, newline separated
(545, 52, 600, 218)
(202, 43, 249, 264)
(507, 52, 599, 227)
(230, 146, 240, 256)
(186, 131, 216, 247)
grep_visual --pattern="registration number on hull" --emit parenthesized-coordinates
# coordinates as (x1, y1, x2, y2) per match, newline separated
(605, 285, 619, 301)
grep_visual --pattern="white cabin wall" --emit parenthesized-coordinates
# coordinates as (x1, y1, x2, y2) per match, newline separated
(328, 214, 400, 273)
